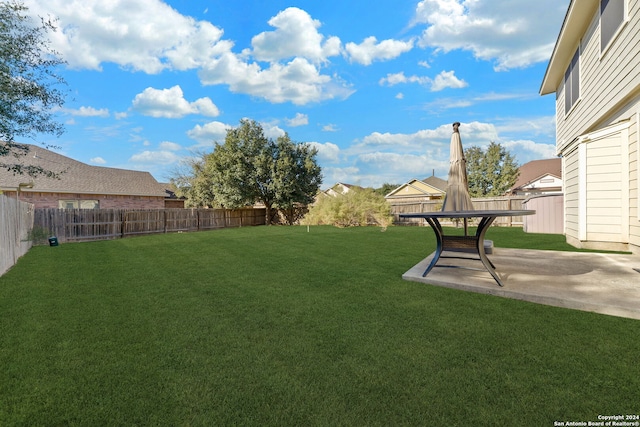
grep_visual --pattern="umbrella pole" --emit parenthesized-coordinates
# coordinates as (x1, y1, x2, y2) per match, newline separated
(464, 218, 468, 236)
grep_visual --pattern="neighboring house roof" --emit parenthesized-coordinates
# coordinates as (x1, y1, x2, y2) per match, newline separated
(385, 178, 446, 198)
(324, 182, 361, 196)
(422, 176, 448, 192)
(0, 144, 166, 197)
(540, 0, 599, 94)
(160, 182, 186, 200)
(510, 158, 562, 193)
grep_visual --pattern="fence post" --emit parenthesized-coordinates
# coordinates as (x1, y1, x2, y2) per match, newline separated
(121, 211, 126, 239)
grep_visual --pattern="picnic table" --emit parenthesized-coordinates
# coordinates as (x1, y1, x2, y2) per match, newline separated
(400, 210, 535, 287)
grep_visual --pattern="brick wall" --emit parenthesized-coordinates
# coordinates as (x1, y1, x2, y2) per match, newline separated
(17, 192, 165, 209)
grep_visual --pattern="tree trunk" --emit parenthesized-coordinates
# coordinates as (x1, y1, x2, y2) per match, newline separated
(265, 202, 273, 225)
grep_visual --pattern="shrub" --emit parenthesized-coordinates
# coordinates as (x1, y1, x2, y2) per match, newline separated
(302, 187, 393, 228)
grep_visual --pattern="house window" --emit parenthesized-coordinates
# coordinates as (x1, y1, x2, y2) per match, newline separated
(59, 200, 78, 209)
(564, 48, 580, 114)
(58, 200, 99, 209)
(601, 0, 624, 51)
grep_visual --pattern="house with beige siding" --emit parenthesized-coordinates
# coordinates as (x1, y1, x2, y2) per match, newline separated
(385, 176, 447, 204)
(540, 0, 640, 254)
(0, 144, 169, 209)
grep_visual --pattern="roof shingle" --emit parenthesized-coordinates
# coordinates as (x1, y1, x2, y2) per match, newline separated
(0, 144, 166, 197)
(511, 158, 562, 191)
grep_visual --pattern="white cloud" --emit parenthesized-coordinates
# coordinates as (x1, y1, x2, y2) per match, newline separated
(321, 166, 361, 187)
(129, 150, 182, 165)
(357, 152, 444, 176)
(308, 141, 340, 163)
(361, 121, 498, 148)
(348, 119, 557, 186)
(357, 119, 556, 168)
(187, 121, 231, 145)
(26, 0, 232, 73)
(395, 93, 404, 99)
(29, 1, 354, 106)
(89, 156, 107, 164)
(159, 141, 183, 151)
(379, 72, 418, 86)
(420, 91, 534, 113)
(431, 70, 468, 91)
(66, 106, 110, 117)
(352, 151, 449, 188)
(379, 70, 466, 91)
(322, 124, 339, 132)
(191, 98, 221, 117)
(495, 115, 556, 139)
(345, 36, 414, 66)
(502, 139, 557, 160)
(131, 85, 219, 118)
(262, 123, 286, 140)
(251, 7, 341, 63)
(286, 113, 309, 127)
(422, 98, 474, 111)
(412, 0, 569, 70)
(198, 7, 352, 105)
(361, 129, 429, 147)
(199, 53, 354, 105)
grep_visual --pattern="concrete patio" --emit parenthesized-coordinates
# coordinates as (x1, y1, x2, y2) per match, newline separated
(403, 248, 640, 320)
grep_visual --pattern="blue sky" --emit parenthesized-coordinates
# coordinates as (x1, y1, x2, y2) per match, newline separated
(25, 0, 570, 188)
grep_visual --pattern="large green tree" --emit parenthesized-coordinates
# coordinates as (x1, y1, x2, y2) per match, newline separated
(175, 119, 322, 224)
(1, 0, 66, 177)
(465, 142, 519, 197)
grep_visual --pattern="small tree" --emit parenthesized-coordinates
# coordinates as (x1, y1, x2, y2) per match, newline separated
(465, 142, 519, 197)
(374, 183, 401, 197)
(170, 152, 217, 208)
(0, 0, 67, 177)
(303, 187, 393, 229)
(270, 134, 322, 224)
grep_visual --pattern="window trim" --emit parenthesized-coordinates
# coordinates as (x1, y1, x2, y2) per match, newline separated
(58, 199, 100, 209)
(600, 0, 628, 56)
(637, 112, 640, 222)
(564, 46, 581, 117)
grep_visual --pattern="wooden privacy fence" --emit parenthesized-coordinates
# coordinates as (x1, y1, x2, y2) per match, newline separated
(391, 196, 526, 227)
(33, 208, 266, 243)
(0, 195, 34, 276)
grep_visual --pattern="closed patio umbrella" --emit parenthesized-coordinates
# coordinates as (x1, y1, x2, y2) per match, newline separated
(442, 122, 474, 212)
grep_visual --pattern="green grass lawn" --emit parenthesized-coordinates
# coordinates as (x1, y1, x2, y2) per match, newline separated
(1, 226, 639, 426)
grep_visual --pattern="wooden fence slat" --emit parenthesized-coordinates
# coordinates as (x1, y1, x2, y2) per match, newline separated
(390, 196, 526, 227)
(32, 207, 266, 243)
(0, 195, 34, 276)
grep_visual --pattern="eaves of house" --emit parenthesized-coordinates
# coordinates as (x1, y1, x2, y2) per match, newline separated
(540, 0, 599, 95)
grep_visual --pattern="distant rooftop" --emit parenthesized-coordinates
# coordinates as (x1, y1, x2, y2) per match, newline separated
(511, 158, 561, 191)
